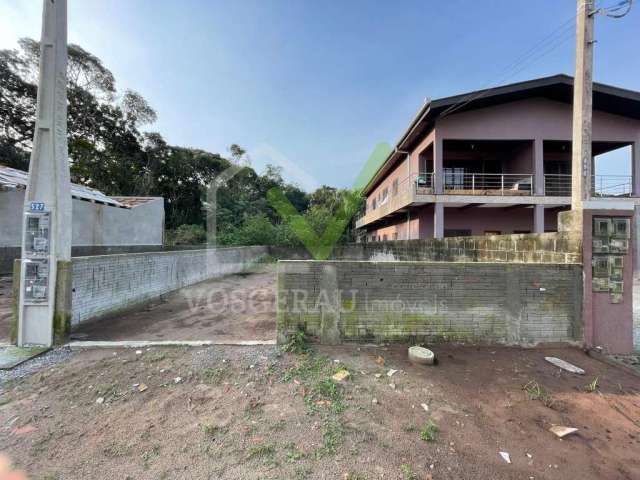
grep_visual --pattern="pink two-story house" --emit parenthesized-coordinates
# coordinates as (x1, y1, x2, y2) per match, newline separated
(356, 74, 640, 240)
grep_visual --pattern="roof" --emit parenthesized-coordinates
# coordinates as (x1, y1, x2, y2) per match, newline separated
(0, 165, 128, 208)
(111, 196, 161, 208)
(363, 74, 640, 194)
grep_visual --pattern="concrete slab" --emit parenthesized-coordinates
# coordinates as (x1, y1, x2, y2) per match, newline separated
(0, 345, 49, 369)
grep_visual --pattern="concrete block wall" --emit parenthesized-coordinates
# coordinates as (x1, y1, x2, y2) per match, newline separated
(277, 260, 583, 346)
(269, 232, 582, 265)
(71, 246, 268, 326)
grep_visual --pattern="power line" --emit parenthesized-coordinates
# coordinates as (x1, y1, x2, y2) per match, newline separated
(439, 16, 577, 118)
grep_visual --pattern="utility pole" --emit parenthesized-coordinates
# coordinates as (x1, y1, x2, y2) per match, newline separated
(17, 0, 72, 347)
(571, 0, 595, 212)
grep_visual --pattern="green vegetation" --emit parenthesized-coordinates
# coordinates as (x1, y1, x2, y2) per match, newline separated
(584, 376, 599, 393)
(523, 380, 557, 408)
(283, 329, 309, 354)
(201, 367, 229, 385)
(400, 464, 419, 480)
(0, 40, 362, 244)
(419, 420, 438, 442)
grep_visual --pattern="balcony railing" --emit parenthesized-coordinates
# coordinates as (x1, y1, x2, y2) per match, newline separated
(543, 174, 633, 197)
(442, 173, 534, 195)
(544, 174, 571, 196)
(592, 175, 632, 197)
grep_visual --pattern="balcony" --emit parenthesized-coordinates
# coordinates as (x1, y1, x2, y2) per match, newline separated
(356, 171, 634, 229)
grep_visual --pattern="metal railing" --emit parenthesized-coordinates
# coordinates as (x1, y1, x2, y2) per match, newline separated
(359, 172, 635, 222)
(544, 174, 572, 196)
(443, 173, 534, 195)
(592, 175, 632, 197)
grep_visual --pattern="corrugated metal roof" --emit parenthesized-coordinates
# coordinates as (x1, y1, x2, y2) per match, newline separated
(110, 196, 161, 208)
(0, 165, 128, 208)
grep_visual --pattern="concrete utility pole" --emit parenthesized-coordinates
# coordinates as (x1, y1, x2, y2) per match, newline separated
(17, 0, 72, 346)
(571, 0, 596, 211)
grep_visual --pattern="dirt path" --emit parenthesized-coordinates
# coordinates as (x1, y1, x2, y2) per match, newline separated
(0, 276, 12, 343)
(73, 268, 276, 342)
(1, 343, 639, 479)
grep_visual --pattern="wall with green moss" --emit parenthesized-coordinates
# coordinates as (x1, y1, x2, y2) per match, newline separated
(277, 260, 583, 346)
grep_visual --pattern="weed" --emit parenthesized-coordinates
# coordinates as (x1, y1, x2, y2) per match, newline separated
(285, 442, 305, 462)
(523, 380, 556, 408)
(317, 420, 345, 457)
(283, 329, 309, 354)
(283, 354, 330, 383)
(420, 420, 438, 442)
(202, 367, 229, 385)
(400, 464, 418, 480)
(584, 376, 599, 393)
(247, 443, 276, 460)
(294, 466, 313, 479)
(345, 473, 367, 480)
(402, 424, 417, 433)
(147, 352, 168, 363)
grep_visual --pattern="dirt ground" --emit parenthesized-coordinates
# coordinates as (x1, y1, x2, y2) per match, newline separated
(1, 343, 639, 480)
(73, 268, 276, 342)
(0, 275, 12, 343)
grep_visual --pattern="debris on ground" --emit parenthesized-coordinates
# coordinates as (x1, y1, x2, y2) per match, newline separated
(549, 426, 579, 438)
(331, 369, 350, 383)
(420, 403, 429, 412)
(387, 369, 398, 377)
(408, 346, 435, 365)
(545, 357, 585, 375)
(499, 451, 511, 464)
(375, 355, 385, 365)
(137, 384, 148, 392)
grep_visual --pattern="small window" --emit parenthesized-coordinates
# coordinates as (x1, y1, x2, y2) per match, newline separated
(382, 234, 388, 241)
(444, 229, 471, 237)
(484, 230, 501, 236)
(392, 179, 399, 196)
(513, 230, 531, 234)
(393, 232, 398, 240)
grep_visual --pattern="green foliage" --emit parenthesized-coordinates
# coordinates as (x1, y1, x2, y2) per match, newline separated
(0, 39, 364, 246)
(420, 420, 438, 442)
(282, 329, 309, 354)
(584, 376, 599, 393)
(166, 224, 206, 246)
(523, 380, 556, 408)
(400, 464, 418, 480)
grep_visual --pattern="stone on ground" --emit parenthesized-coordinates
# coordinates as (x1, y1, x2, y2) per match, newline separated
(408, 346, 435, 365)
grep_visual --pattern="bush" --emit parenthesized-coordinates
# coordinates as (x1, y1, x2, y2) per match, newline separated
(166, 224, 206, 245)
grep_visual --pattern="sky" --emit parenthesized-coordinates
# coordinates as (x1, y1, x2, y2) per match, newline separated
(1, 0, 639, 190)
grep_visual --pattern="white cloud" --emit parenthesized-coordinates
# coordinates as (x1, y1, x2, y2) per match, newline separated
(0, 1, 41, 49)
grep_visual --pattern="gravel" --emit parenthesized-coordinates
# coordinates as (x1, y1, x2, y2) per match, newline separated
(0, 346, 75, 387)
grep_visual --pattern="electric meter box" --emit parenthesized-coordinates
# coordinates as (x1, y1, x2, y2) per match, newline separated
(22, 209, 52, 304)
(24, 211, 51, 257)
(23, 258, 50, 304)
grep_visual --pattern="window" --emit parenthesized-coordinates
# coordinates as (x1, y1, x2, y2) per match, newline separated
(484, 230, 501, 236)
(382, 234, 388, 241)
(514, 230, 531, 234)
(392, 179, 399, 196)
(393, 232, 398, 240)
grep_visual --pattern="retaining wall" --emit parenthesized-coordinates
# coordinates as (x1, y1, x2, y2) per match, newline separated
(71, 246, 268, 326)
(277, 260, 583, 346)
(269, 232, 581, 264)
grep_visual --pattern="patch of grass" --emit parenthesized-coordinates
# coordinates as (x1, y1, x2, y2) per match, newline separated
(419, 420, 438, 442)
(523, 380, 556, 408)
(285, 442, 305, 462)
(141, 445, 160, 470)
(283, 329, 309, 354)
(584, 376, 599, 393)
(270, 419, 287, 432)
(147, 352, 168, 363)
(202, 367, 229, 385)
(247, 443, 276, 460)
(400, 464, 418, 480)
(316, 420, 345, 457)
(283, 354, 330, 383)
(294, 466, 313, 480)
(345, 473, 367, 480)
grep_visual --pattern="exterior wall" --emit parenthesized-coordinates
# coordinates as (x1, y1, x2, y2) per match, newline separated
(0, 191, 24, 248)
(366, 205, 562, 240)
(366, 157, 409, 212)
(0, 190, 164, 247)
(277, 260, 583, 346)
(70, 246, 268, 326)
(72, 197, 164, 246)
(435, 97, 640, 143)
